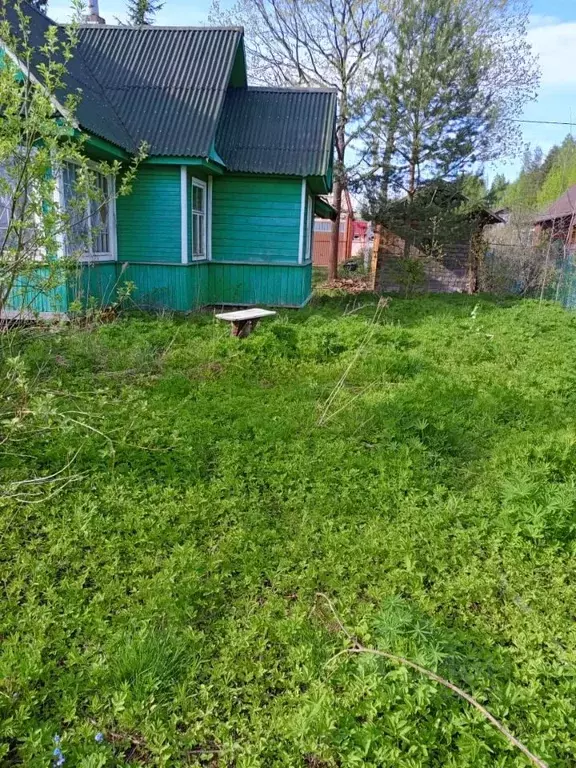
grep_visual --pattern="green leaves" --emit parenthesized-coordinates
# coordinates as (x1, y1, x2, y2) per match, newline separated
(1, 295, 576, 765)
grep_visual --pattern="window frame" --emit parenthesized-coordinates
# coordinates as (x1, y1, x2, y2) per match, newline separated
(58, 160, 117, 263)
(303, 194, 314, 262)
(190, 177, 208, 261)
(0, 156, 45, 262)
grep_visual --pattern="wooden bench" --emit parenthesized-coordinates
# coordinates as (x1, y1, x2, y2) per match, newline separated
(215, 307, 277, 337)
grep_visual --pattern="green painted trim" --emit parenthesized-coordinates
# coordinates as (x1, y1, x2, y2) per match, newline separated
(209, 143, 227, 168)
(223, 172, 302, 181)
(84, 134, 131, 161)
(219, 171, 330, 193)
(212, 260, 309, 268)
(116, 259, 309, 269)
(118, 260, 209, 267)
(228, 39, 248, 87)
(307, 175, 330, 195)
(145, 157, 225, 174)
(314, 196, 337, 220)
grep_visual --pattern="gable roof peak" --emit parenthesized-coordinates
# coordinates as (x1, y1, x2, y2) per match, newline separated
(74, 23, 244, 31)
(247, 85, 337, 94)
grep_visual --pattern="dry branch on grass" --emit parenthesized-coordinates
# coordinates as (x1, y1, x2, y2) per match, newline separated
(320, 277, 375, 295)
(315, 593, 549, 768)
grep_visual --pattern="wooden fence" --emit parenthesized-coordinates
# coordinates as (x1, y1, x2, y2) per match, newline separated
(313, 217, 353, 267)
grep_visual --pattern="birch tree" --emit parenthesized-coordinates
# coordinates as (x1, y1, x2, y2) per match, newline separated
(361, 0, 538, 283)
(363, 0, 538, 204)
(209, 0, 395, 279)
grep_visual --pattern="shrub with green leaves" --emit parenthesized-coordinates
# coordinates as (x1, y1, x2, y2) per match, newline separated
(2, 294, 576, 766)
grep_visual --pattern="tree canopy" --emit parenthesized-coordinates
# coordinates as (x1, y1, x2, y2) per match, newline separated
(126, 0, 164, 25)
(500, 135, 576, 214)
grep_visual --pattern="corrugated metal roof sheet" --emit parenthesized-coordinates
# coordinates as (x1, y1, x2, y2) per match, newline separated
(76, 26, 243, 156)
(1, 1, 136, 150)
(216, 87, 336, 177)
(535, 184, 576, 223)
(3, 3, 335, 173)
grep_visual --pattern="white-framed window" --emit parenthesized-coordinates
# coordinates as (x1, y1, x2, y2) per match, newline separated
(191, 178, 207, 260)
(303, 195, 313, 262)
(60, 161, 116, 262)
(0, 160, 42, 260)
(314, 220, 332, 232)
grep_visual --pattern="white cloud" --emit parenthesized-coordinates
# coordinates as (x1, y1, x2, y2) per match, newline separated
(529, 20, 576, 86)
(529, 14, 561, 29)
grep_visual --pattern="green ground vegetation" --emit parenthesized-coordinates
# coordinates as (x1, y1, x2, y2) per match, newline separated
(2, 294, 576, 767)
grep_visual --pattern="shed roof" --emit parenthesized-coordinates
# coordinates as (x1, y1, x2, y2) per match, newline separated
(216, 87, 336, 177)
(535, 184, 576, 224)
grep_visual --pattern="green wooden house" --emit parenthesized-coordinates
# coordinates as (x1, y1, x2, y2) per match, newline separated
(4, 2, 337, 315)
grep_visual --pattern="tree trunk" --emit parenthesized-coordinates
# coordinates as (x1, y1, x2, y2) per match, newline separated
(328, 179, 342, 280)
(329, 117, 346, 281)
(374, 87, 399, 291)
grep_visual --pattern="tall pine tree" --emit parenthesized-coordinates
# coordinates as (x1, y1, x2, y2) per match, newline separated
(126, 0, 164, 25)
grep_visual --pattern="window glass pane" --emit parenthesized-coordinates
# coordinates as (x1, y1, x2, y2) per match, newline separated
(62, 163, 89, 258)
(192, 212, 205, 257)
(303, 195, 313, 261)
(0, 161, 39, 257)
(62, 164, 112, 259)
(90, 173, 110, 254)
(191, 182, 206, 258)
(0, 164, 13, 247)
(192, 184, 204, 212)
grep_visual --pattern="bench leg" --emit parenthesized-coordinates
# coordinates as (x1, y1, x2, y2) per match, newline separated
(231, 318, 261, 338)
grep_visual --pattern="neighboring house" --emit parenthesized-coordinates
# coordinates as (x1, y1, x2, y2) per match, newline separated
(4, 1, 337, 315)
(351, 220, 373, 266)
(312, 190, 353, 268)
(534, 185, 576, 251)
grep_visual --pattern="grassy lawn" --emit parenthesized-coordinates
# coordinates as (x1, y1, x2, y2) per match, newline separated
(3, 294, 576, 766)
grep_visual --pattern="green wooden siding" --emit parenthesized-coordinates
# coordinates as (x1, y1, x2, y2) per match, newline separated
(212, 176, 302, 263)
(117, 166, 182, 264)
(6, 267, 69, 314)
(8, 168, 313, 315)
(209, 262, 311, 307)
(69, 262, 118, 307)
(120, 263, 209, 311)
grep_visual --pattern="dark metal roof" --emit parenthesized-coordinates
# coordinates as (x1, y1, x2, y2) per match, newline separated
(1, 1, 136, 150)
(76, 26, 243, 156)
(3, 3, 335, 174)
(215, 87, 336, 177)
(535, 184, 576, 224)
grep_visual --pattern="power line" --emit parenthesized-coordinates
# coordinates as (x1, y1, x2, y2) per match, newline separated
(510, 119, 576, 127)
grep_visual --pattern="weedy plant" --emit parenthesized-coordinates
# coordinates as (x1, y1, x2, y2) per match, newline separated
(2, 294, 576, 766)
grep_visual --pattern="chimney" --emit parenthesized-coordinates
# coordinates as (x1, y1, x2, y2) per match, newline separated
(85, 0, 106, 24)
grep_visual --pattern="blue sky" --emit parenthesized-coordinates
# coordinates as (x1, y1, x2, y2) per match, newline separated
(48, 0, 576, 183)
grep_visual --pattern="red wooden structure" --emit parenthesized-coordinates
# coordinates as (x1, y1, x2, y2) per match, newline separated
(313, 190, 354, 267)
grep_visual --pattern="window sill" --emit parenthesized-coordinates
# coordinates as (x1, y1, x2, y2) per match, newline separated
(76, 255, 117, 263)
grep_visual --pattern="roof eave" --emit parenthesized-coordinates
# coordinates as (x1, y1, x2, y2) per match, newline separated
(143, 156, 226, 174)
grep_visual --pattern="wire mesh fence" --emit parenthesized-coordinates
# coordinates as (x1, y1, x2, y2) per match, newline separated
(371, 216, 576, 309)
